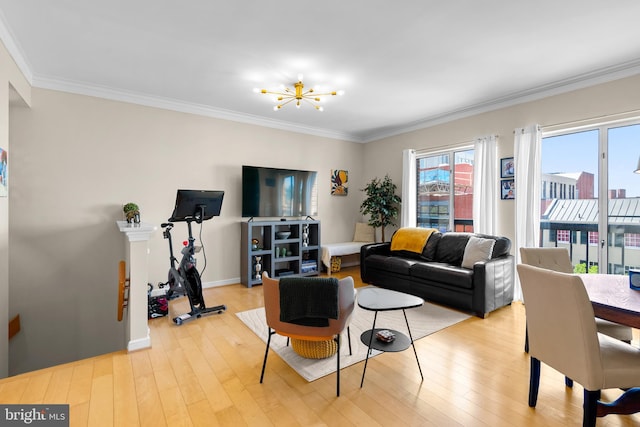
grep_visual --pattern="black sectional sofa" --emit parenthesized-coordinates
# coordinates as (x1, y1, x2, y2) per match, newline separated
(360, 230, 514, 318)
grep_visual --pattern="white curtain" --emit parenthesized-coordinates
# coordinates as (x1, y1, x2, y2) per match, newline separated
(514, 124, 542, 301)
(472, 135, 498, 235)
(401, 148, 416, 227)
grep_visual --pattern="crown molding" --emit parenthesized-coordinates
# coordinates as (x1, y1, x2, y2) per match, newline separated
(361, 58, 640, 143)
(0, 9, 33, 83)
(32, 75, 361, 142)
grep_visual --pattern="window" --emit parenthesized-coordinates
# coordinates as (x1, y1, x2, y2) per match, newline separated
(625, 233, 640, 249)
(626, 265, 640, 274)
(557, 230, 570, 243)
(541, 121, 640, 275)
(416, 148, 474, 232)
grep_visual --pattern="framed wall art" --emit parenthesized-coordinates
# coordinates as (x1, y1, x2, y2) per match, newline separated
(331, 169, 348, 195)
(501, 179, 514, 200)
(0, 147, 7, 197)
(500, 157, 514, 178)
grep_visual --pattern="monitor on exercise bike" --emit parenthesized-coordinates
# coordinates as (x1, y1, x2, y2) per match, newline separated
(169, 189, 224, 223)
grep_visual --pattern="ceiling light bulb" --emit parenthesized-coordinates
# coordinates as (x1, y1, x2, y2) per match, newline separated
(337, 90, 345, 96)
(318, 106, 324, 112)
(273, 105, 279, 111)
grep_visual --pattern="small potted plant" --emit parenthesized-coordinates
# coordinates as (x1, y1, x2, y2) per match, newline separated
(123, 202, 140, 223)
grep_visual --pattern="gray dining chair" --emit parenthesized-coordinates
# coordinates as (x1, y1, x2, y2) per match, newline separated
(520, 247, 632, 346)
(517, 264, 640, 427)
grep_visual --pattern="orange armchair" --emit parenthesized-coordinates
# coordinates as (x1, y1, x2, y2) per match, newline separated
(259, 272, 355, 396)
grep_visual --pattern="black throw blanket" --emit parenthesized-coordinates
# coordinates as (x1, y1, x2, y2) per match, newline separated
(279, 277, 339, 327)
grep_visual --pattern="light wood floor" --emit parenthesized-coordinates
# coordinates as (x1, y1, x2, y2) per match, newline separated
(1, 266, 639, 426)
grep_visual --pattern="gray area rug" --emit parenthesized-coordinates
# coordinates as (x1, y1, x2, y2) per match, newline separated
(236, 293, 470, 382)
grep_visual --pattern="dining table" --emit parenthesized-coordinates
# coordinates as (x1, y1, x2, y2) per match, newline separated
(579, 273, 640, 418)
(581, 273, 640, 329)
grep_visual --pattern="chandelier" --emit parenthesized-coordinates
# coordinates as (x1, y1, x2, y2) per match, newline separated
(256, 74, 343, 111)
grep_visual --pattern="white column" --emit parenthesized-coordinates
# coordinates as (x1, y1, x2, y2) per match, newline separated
(117, 221, 157, 351)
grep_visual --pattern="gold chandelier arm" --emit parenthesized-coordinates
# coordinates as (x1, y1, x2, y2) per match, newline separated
(301, 88, 316, 97)
(311, 91, 338, 97)
(260, 89, 285, 96)
(275, 96, 299, 109)
(301, 97, 323, 110)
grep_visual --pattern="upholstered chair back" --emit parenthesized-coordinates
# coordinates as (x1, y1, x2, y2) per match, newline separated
(262, 272, 355, 340)
(517, 264, 604, 389)
(519, 247, 573, 274)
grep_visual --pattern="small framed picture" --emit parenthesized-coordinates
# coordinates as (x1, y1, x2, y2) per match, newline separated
(331, 169, 348, 196)
(501, 179, 515, 200)
(501, 157, 514, 178)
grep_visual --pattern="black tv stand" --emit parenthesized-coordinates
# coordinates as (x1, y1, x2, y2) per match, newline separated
(241, 219, 321, 288)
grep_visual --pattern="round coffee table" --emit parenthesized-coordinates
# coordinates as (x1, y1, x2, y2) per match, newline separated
(357, 287, 424, 387)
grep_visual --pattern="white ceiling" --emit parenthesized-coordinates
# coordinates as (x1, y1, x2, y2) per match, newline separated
(1, 1, 640, 142)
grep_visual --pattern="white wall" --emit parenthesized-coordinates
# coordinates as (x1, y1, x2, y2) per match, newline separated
(8, 88, 365, 375)
(0, 39, 30, 378)
(363, 74, 640, 244)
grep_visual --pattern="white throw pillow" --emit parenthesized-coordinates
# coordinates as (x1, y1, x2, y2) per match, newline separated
(353, 222, 375, 242)
(461, 236, 495, 269)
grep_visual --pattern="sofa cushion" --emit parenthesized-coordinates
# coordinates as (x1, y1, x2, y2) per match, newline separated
(461, 236, 495, 269)
(434, 233, 471, 265)
(421, 231, 442, 261)
(365, 254, 418, 275)
(410, 262, 474, 290)
(475, 233, 511, 258)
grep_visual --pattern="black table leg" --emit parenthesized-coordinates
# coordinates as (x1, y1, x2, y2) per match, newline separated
(360, 311, 378, 388)
(403, 309, 423, 381)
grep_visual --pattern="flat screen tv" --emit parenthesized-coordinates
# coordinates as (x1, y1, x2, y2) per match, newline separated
(169, 189, 224, 222)
(242, 165, 318, 218)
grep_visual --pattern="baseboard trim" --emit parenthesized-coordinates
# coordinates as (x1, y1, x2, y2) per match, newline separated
(202, 277, 240, 289)
(127, 329, 151, 352)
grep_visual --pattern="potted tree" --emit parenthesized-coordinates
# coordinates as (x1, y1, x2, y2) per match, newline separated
(123, 202, 140, 223)
(360, 174, 401, 242)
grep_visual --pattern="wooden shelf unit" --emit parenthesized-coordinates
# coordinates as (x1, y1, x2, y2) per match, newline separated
(241, 219, 320, 287)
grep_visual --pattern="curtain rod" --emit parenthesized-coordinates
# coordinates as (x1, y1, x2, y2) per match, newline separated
(513, 126, 540, 134)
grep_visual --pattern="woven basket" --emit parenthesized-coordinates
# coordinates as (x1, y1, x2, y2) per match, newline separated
(330, 256, 342, 273)
(291, 338, 337, 359)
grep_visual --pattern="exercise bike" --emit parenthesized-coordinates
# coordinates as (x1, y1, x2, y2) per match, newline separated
(162, 189, 226, 325)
